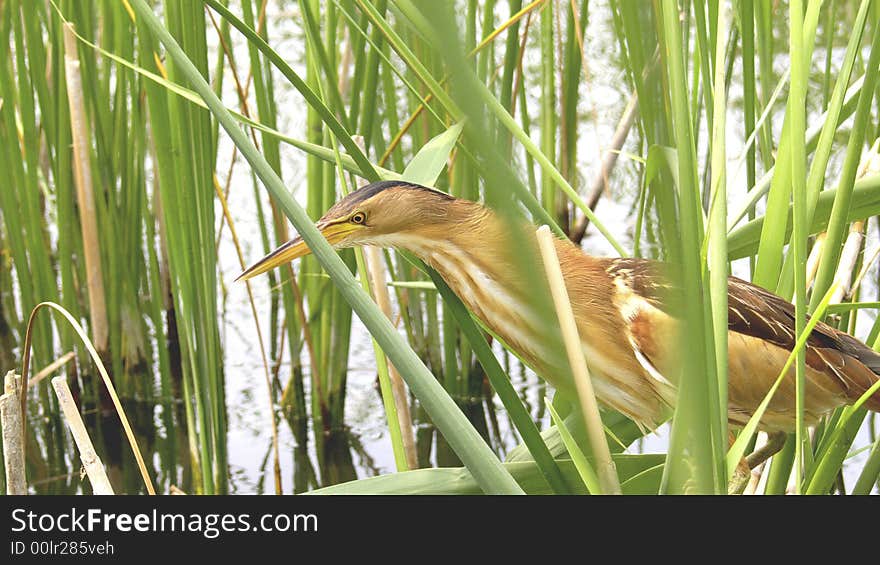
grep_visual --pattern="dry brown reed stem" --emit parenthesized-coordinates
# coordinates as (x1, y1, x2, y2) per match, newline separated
(27, 351, 76, 388)
(364, 246, 419, 470)
(63, 24, 108, 354)
(1, 371, 27, 494)
(806, 233, 825, 288)
(51, 376, 114, 495)
(535, 226, 621, 494)
(509, 9, 535, 120)
(568, 49, 659, 243)
(338, 25, 352, 99)
(848, 244, 880, 300)
(570, 92, 640, 244)
(831, 221, 865, 304)
(744, 457, 765, 495)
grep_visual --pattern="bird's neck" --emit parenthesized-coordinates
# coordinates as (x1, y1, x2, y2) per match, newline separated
(396, 208, 595, 384)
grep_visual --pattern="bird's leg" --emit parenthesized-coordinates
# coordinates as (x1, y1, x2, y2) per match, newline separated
(727, 431, 788, 494)
(728, 432, 752, 494)
(745, 431, 787, 469)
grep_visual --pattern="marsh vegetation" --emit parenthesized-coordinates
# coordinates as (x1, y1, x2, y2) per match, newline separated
(1, 0, 880, 495)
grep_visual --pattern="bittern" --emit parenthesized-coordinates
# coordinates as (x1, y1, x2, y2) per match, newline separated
(239, 181, 880, 448)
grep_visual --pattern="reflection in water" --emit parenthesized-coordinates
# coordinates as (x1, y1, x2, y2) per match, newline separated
(291, 443, 319, 494)
(21, 359, 545, 494)
(25, 390, 191, 495)
(319, 431, 357, 487)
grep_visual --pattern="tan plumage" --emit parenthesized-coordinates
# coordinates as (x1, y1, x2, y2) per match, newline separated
(239, 181, 880, 433)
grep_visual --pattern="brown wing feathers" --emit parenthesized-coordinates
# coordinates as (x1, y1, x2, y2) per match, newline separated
(607, 258, 880, 411)
(727, 276, 880, 410)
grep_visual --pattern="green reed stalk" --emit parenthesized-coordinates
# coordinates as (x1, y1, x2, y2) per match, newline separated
(1, 1, 58, 373)
(692, 0, 714, 138)
(852, 434, 880, 494)
(299, 0, 351, 131)
(787, 0, 809, 494)
(497, 0, 522, 146)
(707, 1, 729, 473)
(546, 399, 599, 493)
(324, 3, 358, 432)
(739, 0, 756, 275)
(355, 0, 387, 155)
(560, 0, 587, 199)
(134, 1, 226, 493)
(239, 0, 306, 457)
(750, 1, 821, 292)
(303, 0, 330, 438)
(657, 0, 723, 494)
(753, 0, 774, 169)
(326, 109, 411, 469)
(44, 5, 80, 378)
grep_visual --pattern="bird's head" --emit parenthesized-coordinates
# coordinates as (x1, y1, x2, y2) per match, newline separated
(237, 180, 461, 281)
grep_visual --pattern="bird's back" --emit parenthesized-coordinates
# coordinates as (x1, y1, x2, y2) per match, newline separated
(596, 255, 880, 431)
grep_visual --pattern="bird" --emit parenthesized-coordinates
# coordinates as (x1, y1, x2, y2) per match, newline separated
(238, 180, 880, 453)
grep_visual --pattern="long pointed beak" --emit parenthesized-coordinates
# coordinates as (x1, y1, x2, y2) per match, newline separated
(236, 235, 311, 282)
(236, 221, 355, 282)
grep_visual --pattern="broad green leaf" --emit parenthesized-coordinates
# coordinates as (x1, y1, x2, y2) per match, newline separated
(506, 410, 647, 461)
(402, 121, 465, 186)
(306, 455, 665, 495)
(644, 145, 681, 195)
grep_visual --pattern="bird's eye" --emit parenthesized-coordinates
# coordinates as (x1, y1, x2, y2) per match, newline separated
(351, 212, 366, 224)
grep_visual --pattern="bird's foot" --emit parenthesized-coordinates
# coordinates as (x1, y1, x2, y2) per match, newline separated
(728, 457, 752, 494)
(745, 431, 787, 469)
(727, 431, 788, 494)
